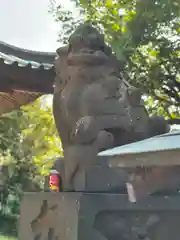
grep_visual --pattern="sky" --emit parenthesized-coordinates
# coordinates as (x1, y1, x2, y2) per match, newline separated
(0, 0, 73, 106)
(0, 0, 71, 52)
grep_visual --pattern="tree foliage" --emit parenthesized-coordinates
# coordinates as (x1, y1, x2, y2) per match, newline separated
(21, 96, 62, 176)
(0, 96, 62, 217)
(50, 0, 180, 120)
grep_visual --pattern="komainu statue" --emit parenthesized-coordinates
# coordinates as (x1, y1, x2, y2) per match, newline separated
(53, 23, 169, 190)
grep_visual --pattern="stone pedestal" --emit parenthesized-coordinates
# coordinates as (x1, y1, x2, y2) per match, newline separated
(50, 156, 129, 193)
(19, 192, 180, 240)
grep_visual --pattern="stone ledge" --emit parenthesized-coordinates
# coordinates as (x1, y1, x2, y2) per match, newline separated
(19, 192, 180, 240)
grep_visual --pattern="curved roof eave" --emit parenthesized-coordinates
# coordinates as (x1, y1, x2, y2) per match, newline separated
(0, 41, 56, 65)
(0, 41, 58, 114)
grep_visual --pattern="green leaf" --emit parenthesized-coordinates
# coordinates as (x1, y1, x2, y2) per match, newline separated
(149, 49, 158, 57)
(111, 23, 120, 31)
(105, 0, 113, 8)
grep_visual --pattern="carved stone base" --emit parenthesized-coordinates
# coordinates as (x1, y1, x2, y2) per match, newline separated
(19, 192, 180, 240)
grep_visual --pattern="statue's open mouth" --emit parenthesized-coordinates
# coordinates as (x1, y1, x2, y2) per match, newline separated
(67, 48, 109, 66)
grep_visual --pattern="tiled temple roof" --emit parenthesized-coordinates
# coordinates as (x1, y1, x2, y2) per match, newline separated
(0, 41, 57, 114)
(0, 41, 56, 66)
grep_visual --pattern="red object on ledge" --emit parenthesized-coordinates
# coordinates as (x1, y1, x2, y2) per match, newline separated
(49, 169, 61, 192)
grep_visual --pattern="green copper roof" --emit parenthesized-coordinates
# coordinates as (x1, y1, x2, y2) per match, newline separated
(98, 130, 180, 157)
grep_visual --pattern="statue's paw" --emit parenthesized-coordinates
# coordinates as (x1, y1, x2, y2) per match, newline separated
(96, 130, 114, 151)
(73, 116, 99, 143)
(63, 144, 98, 191)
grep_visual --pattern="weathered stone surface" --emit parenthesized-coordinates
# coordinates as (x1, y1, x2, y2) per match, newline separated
(19, 192, 81, 240)
(49, 157, 129, 192)
(51, 155, 180, 196)
(19, 192, 180, 240)
(53, 23, 169, 190)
